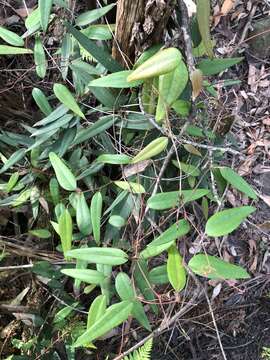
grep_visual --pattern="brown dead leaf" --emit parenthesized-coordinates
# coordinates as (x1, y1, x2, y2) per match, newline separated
(191, 69, 203, 100)
(15, 8, 34, 18)
(248, 64, 258, 93)
(221, 0, 236, 15)
(123, 160, 150, 178)
(259, 194, 270, 207)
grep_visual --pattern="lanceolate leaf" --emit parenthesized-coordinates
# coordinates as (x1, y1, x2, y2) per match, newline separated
(49, 152, 77, 191)
(205, 206, 256, 237)
(172, 160, 201, 177)
(34, 35, 47, 78)
(127, 48, 182, 82)
(188, 254, 250, 279)
(65, 247, 128, 266)
(149, 265, 169, 285)
(39, 0, 53, 32)
(61, 268, 105, 284)
(197, 0, 213, 58)
(114, 181, 145, 194)
(88, 71, 142, 88)
(0, 45, 32, 55)
(147, 189, 209, 210)
(90, 192, 103, 244)
(141, 220, 190, 259)
(66, 22, 123, 73)
(96, 154, 131, 165)
(219, 167, 257, 200)
(53, 83, 85, 119)
(131, 137, 168, 164)
(0, 26, 24, 46)
(32, 88, 52, 116)
(167, 245, 186, 292)
(76, 192, 92, 236)
(0, 149, 26, 174)
(87, 295, 107, 329)
(74, 301, 133, 347)
(198, 57, 243, 76)
(76, 3, 116, 26)
(58, 209, 72, 255)
(156, 61, 188, 123)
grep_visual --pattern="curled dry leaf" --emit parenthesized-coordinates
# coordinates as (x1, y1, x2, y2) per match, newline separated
(191, 69, 203, 100)
(123, 160, 150, 178)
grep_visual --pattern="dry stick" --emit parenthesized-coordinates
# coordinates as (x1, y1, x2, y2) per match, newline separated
(113, 288, 203, 360)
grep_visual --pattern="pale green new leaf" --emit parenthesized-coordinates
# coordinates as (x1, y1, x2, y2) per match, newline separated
(53, 83, 85, 119)
(87, 295, 107, 329)
(76, 192, 92, 236)
(76, 3, 116, 26)
(6, 172, 19, 193)
(96, 154, 131, 165)
(197, 0, 213, 58)
(61, 268, 105, 285)
(0, 26, 24, 46)
(188, 254, 250, 279)
(29, 229, 51, 238)
(74, 301, 133, 347)
(39, 0, 53, 32)
(89, 71, 142, 88)
(65, 247, 128, 266)
(205, 206, 256, 237)
(131, 137, 168, 164)
(49, 152, 77, 191)
(0, 45, 32, 55)
(114, 181, 145, 194)
(167, 244, 186, 292)
(58, 209, 72, 254)
(90, 192, 103, 245)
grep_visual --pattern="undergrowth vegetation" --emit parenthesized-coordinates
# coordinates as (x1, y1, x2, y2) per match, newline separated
(0, 1, 259, 359)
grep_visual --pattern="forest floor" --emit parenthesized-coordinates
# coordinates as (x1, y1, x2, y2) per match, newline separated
(1, 0, 270, 359)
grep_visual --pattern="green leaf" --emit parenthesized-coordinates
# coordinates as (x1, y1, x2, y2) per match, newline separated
(66, 22, 123, 73)
(49, 152, 77, 191)
(109, 215, 126, 228)
(131, 137, 168, 164)
(39, 0, 53, 32)
(89, 71, 142, 88)
(32, 88, 52, 116)
(29, 229, 51, 238)
(34, 35, 47, 78)
(149, 265, 169, 285)
(115, 272, 151, 330)
(74, 301, 133, 347)
(147, 189, 209, 210)
(114, 181, 145, 194)
(96, 154, 131, 165)
(197, 0, 213, 58)
(167, 245, 186, 292)
(65, 247, 128, 266)
(34, 104, 68, 127)
(12, 189, 31, 207)
(0, 45, 32, 55)
(61, 268, 105, 285)
(172, 100, 191, 117)
(128, 48, 182, 82)
(205, 206, 256, 237)
(172, 160, 201, 177)
(53, 83, 85, 119)
(31, 114, 73, 137)
(0, 26, 24, 46)
(219, 167, 257, 200)
(76, 192, 92, 236)
(134, 44, 163, 69)
(188, 254, 250, 279)
(74, 115, 118, 145)
(87, 295, 107, 329)
(90, 192, 103, 244)
(134, 259, 158, 314)
(59, 209, 72, 254)
(198, 57, 243, 76)
(6, 172, 19, 193)
(141, 220, 190, 259)
(81, 24, 114, 41)
(156, 61, 188, 123)
(0, 149, 26, 174)
(76, 3, 116, 26)
(49, 178, 60, 205)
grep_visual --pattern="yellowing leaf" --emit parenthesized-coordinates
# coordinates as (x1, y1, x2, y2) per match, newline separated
(190, 69, 203, 100)
(114, 181, 145, 194)
(49, 152, 77, 191)
(127, 48, 182, 82)
(131, 137, 168, 164)
(53, 83, 85, 119)
(197, 0, 214, 58)
(167, 244, 186, 292)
